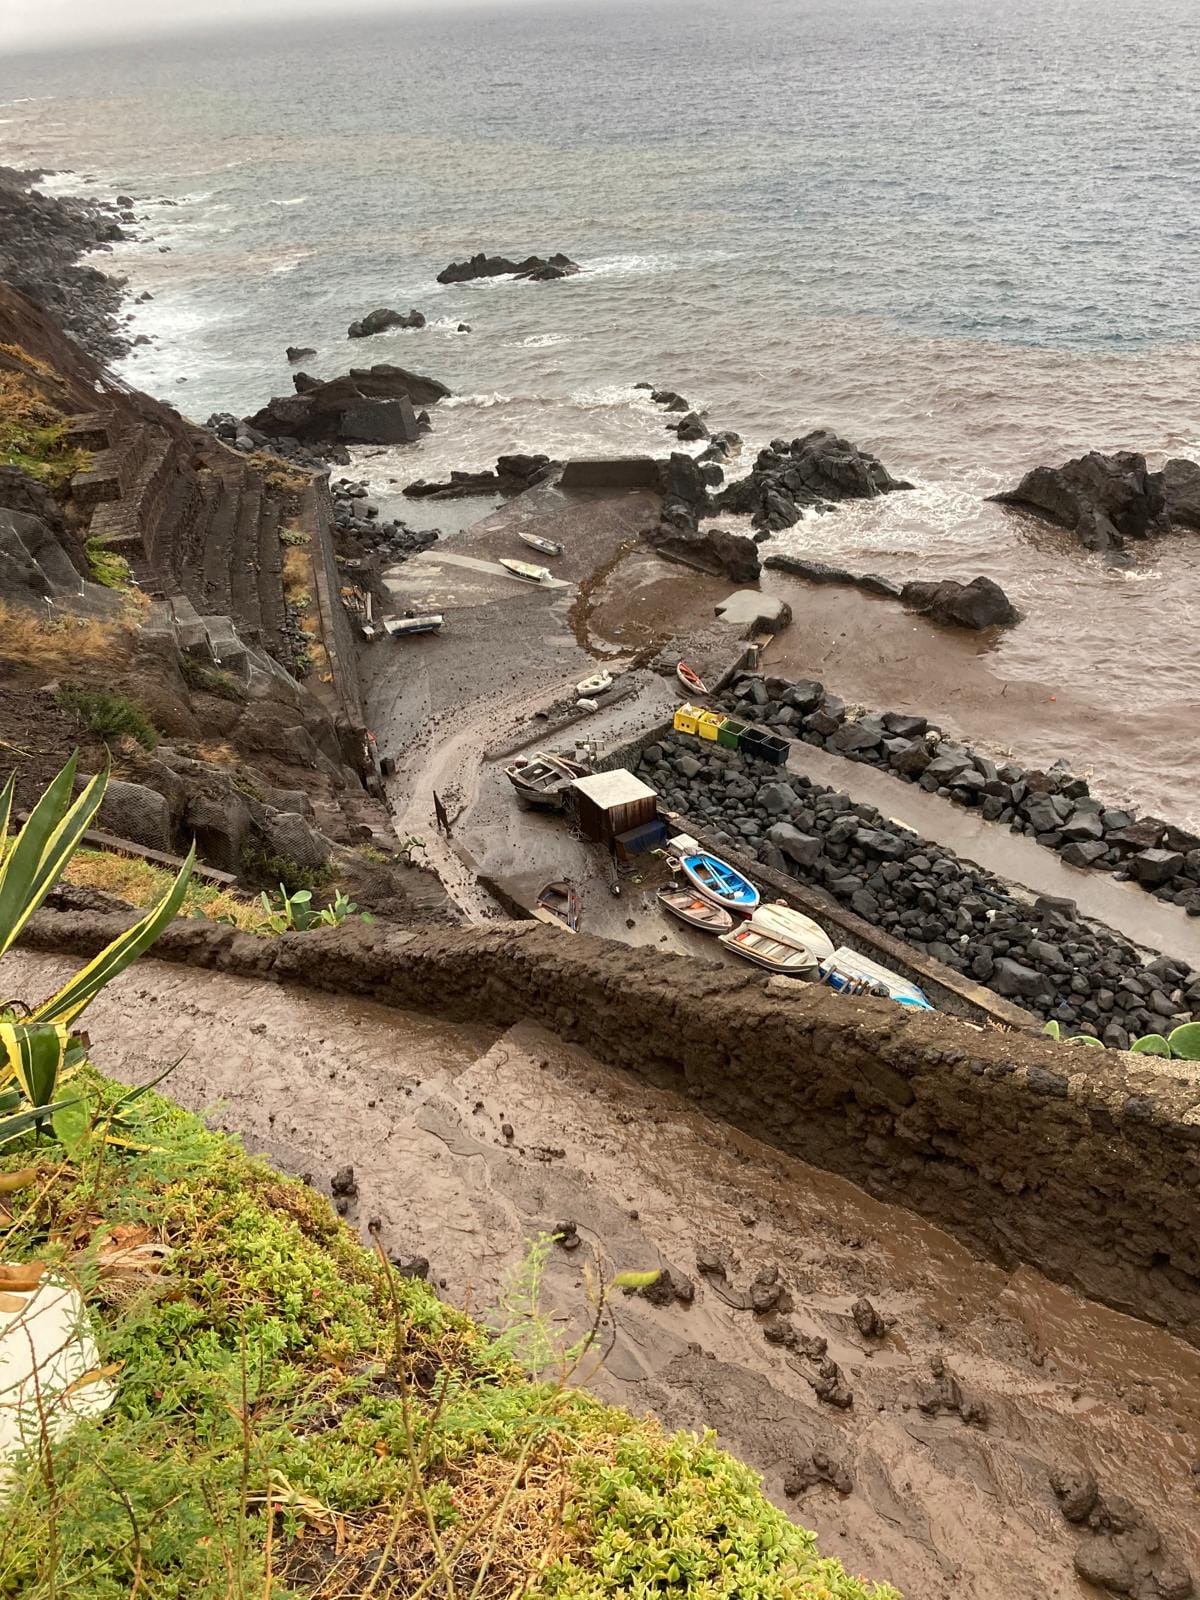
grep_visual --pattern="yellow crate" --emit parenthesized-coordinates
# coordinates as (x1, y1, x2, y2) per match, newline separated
(673, 702, 702, 736)
(696, 711, 724, 741)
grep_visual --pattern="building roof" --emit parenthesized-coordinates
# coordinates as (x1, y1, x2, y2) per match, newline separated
(570, 769, 658, 809)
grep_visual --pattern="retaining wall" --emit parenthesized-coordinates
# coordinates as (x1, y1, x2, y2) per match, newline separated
(23, 907, 1200, 1344)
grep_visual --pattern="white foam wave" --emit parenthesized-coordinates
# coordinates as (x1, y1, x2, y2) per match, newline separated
(514, 333, 572, 348)
(270, 196, 309, 207)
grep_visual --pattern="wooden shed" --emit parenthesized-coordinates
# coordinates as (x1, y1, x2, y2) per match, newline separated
(569, 770, 658, 847)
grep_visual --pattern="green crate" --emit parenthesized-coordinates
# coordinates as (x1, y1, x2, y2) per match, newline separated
(717, 717, 745, 750)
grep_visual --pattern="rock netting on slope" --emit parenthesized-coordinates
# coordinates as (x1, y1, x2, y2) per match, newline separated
(635, 731, 1200, 1044)
(721, 673, 1200, 916)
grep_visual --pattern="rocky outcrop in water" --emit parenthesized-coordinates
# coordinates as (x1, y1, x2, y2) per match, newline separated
(990, 451, 1172, 552)
(436, 251, 580, 284)
(244, 363, 450, 447)
(641, 451, 759, 580)
(403, 454, 555, 500)
(330, 477, 439, 563)
(347, 307, 426, 338)
(1162, 457, 1200, 529)
(715, 430, 913, 531)
(900, 575, 1019, 630)
(0, 167, 135, 362)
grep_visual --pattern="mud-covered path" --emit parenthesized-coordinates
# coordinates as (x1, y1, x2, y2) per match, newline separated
(10, 949, 1198, 1600)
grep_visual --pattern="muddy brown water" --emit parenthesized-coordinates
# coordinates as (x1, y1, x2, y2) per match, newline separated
(10, 949, 1197, 1600)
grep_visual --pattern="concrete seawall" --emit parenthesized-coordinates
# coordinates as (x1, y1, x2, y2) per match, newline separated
(24, 907, 1200, 1343)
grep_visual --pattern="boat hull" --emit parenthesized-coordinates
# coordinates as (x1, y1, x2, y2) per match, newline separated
(677, 852, 760, 913)
(750, 904, 835, 963)
(719, 925, 819, 976)
(657, 887, 735, 934)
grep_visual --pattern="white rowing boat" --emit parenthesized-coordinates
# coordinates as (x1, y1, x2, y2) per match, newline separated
(750, 903, 835, 963)
(575, 670, 613, 696)
(519, 532, 564, 557)
(500, 557, 552, 583)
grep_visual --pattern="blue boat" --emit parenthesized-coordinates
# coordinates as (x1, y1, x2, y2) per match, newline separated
(677, 852, 760, 913)
(819, 947, 934, 1011)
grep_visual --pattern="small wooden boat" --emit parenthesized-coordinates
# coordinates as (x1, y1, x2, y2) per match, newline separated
(677, 660, 708, 695)
(750, 903, 835, 963)
(575, 669, 613, 696)
(505, 752, 580, 809)
(537, 880, 580, 931)
(384, 613, 444, 637)
(672, 852, 760, 913)
(819, 946, 934, 1010)
(719, 923, 819, 977)
(500, 557, 552, 584)
(519, 532, 564, 557)
(657, 886, 735, 935)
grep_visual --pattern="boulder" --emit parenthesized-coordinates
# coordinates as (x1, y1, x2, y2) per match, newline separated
(184, 790, 253, 873)
(900, 576, 1019, 630)
(347, 307, 425, 338)
(644, 520, 760, 583)
(1162, 457, 1200, 529)
(659, 451, 709, 508)
(990, 451, 1169, 550)
(285, 345, 316, 362)
(715, 430, 911, 531)
(671, 411, 709, 442)
(1129, 849, 1184, 888)
(766, 823, 823, 867)
(436, 251, 579, 284)
(245, 363, 449, 445)
(261, 810, 331, 871)
(990, 957, 1047, 1000)
(96, 780, 172, 852)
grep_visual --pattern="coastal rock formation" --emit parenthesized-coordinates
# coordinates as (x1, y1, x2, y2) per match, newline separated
(719, 671, 1200, 922)
(244, 363, 450, 447)
(764, 553, 902, 599)
(285, 345, 316, 362)
(716, 430, 913, 531)
(900, 575, 1019, 630)
(1163, 457, 1200, 529)
(644, 520, 761, 583)
(347, 307, 426, 338)
(990, 451, 1170, 551)
(403, 453, 555, 500)
(436, 252, 580, 285)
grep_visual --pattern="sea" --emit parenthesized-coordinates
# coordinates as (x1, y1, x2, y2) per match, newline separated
(2, 0, 1198, 819)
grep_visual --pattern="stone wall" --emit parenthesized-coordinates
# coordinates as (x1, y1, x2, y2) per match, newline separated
(23, 907, 1200, 1344)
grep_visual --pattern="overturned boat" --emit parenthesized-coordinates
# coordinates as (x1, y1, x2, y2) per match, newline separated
(384, 613, 444, 637)
(819, 946, 934, 1010)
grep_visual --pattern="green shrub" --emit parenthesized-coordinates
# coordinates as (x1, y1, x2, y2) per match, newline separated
(240, 843, 331, 895)
(55, 685, 157, 750)
(179, 655, 247, 702)
(84, 536, 133, 591)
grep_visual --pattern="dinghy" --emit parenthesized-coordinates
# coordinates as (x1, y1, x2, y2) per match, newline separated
(505, 752, 580, 810)
(719, 923, 820, 977)
(519, 532, 564, 557)
(384, 614, 444, 637)
(575, 669, 613, 696)
(676, 660, 708, 695)
(657, 886, 735, 935)
(537, 880, 580, 931)
(500, 557, 552, 584)
(671, 852, 760, 913)
(750, 902, 835, 963)
(819, 946, 934, 1010)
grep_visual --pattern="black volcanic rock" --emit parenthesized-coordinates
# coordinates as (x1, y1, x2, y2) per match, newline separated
(1163, 457, 1200, 529)
(436, 252, 580, 285)
(901, 575, 1019, 630)
(715, 429, 912, 530)
(245, 363, 450, 446)
(990, 451, 1170, 551)
(347, 307, 426, 338)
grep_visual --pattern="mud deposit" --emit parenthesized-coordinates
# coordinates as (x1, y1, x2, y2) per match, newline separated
(10, 949, 1198, 1600)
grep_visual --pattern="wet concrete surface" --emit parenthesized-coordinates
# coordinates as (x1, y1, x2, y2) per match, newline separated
(13, 947, 1197, 1600)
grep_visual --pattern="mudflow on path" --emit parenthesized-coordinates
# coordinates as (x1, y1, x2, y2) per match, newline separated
(10, 948, 1198, 1600)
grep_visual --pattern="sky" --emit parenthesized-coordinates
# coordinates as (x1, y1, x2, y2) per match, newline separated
(2, 0, 573, 53)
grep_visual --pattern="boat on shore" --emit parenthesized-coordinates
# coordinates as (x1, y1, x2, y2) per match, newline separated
(575, 669, 613, 696)
(500, 557, 552, 583)
(677, 660, 708, 695)
(657, 885, 735, 934)
(519, 532, 564, 557)
(819, 946, 934, 1010)
(383, 613, 444, 637)
(751, 902, 834, 963)
(671, 852, 760, 913)
(536, 880, 580, 931)
(505, 752, 582, 809)
(718, 922, 821, 977)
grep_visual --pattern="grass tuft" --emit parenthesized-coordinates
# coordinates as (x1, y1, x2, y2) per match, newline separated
(179, 655, 247, 703)
(63, 847, 274, 934)
(0, 600, 135, 673)
(0, 369, 90, 490)
(83, 536, 133, 591)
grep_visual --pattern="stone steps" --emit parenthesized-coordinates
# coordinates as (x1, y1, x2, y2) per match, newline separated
(197, 474, 237, 615)
(87, 433, 177, 560)
(256, 494, 287, 658)
(229, 470, 264, 641)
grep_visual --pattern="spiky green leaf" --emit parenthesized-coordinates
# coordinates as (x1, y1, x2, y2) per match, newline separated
(0, 1020, 70, 1105)
(0, 754, 109, 960)
(0, 1098, 78, 1147)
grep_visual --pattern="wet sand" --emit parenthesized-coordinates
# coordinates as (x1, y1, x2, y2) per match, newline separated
(13, 947, 1197, 1600)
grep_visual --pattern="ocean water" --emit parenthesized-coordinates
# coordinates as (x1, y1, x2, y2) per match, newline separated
(2, 0, 1199, 817)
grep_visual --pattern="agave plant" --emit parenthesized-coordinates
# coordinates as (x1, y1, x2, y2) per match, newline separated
(0, 754, 194, 1147)
(1043, 1019, 1200, 1060)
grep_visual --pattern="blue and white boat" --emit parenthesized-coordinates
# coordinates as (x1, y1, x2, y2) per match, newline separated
(675, 852, 760, 913)
(819, 947, 934, 1011)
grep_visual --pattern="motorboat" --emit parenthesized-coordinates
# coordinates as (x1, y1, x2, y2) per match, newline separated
(383, 614, 444, 637)
(672, 852, 760, 913)
(718, 923, 820, 977)
(537, 880, 580, 931)
(519, 532, 564, 557)
(819, 946, 934, 1010)
(657, 886, 735, 935)
(575, 669, 613, 696)
(505, 752, 580, 809)
(677, 660, 708, 695)
(500, 557, 552, 583)
(750, 902, 835, 963)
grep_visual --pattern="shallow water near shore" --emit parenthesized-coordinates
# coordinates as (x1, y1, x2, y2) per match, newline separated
(3, 0, 1199, 820)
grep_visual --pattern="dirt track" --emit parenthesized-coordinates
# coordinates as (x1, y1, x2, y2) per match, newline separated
(10, 948, 1197, 1600)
